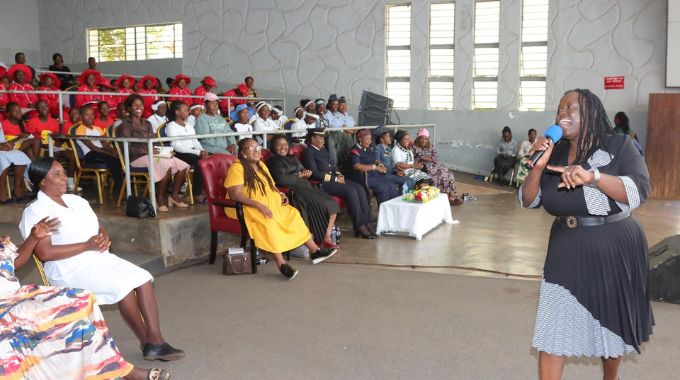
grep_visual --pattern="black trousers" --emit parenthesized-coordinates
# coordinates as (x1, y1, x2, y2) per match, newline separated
(174, 152, 203, 195)
(494, 155, 517, 180)
(83, 151, 123, 193)
(321, 180, 371, 230)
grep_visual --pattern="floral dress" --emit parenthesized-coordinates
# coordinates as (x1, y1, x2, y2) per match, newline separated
(0, 244, 133, 380)
(413, 145, 457, 193)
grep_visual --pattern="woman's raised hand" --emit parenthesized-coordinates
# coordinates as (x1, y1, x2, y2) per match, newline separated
(545, 164, 595, 190)
(30, 217, 60, 240)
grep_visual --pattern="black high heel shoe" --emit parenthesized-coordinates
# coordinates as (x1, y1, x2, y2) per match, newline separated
(355, 225, 378, 239)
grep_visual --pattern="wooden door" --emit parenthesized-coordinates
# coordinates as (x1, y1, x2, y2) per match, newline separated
(647, 94, 680, 199)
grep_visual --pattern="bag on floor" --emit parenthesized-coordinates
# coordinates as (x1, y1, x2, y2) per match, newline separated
(126, 196, 156, 218)
(223, 247, 253, 275)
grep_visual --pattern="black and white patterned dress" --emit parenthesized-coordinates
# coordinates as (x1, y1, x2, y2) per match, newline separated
(520, 134, 653, 358)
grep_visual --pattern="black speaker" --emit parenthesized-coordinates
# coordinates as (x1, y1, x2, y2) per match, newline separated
(649, 234, 680, 304)
(358, 90, 393, 126)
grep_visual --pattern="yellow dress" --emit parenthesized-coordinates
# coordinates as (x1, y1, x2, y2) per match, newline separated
(224, 161, 311, 253)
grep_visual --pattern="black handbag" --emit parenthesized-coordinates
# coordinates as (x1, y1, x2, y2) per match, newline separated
(125, 196, 156, 218)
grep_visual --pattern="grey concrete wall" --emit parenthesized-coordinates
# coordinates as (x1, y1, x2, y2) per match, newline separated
(0, 0, 41, 66)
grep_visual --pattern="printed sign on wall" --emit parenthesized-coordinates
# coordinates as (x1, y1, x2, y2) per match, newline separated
(604, 76, 625, 89)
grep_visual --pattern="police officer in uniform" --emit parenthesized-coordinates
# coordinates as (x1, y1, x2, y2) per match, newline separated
(348, 129, 400, 204)
(301, 128, 377, 239)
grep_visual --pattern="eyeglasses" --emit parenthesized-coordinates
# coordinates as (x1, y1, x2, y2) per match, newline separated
(244, 145, 263, 152)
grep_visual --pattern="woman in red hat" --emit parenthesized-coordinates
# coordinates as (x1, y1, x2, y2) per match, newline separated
(1, 102, 41, 160)
(137, 75, 159, 118)
(112, 74, 135, 110)
(8, 64, 37, 109)
(0, 65, 8, 118)
(168, 74, 191, 102)
(192, 76, 216, 105)
(74, 69, 103, 108)
(98, 77, 117, 109)
(38, 72, 62, 118)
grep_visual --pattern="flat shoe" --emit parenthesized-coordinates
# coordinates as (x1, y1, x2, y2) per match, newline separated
(157, 205, 169, 212)
(147, 367, 170, 380)
(143, 343, 185, 361)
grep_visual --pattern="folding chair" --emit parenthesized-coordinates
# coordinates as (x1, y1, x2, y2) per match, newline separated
(157, 124, 194, 205)
(33, 255, 50, 286)
(67, 126, 110, 204)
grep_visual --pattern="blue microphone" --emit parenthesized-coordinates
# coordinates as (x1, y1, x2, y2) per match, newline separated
(528, 125, 563, 168)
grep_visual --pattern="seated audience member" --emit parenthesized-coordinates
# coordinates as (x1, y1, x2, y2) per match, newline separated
(118, 95, 190, 212)
(1, 218, 171, 380)
(37, 72, 62, 117)
(168, 74, 192, 102)
(193, 76, 216, 105)
(301, 98, 315, 114)
(326, 94, 342, 129)
(7, 63, 37, 109)
(314, 99, 330, 129)
(20, 157, 185, 362)
(98, 77, 117, 109)
(0, 126, 30, 203)
(75, 106, 123, 195)
(222, 83, 249, 116)
(0, 65, 8, 116)
(232, 103, 253, 140)
(61, 107, 81, 134)
(112, 102, 128, 128)
(413, 128, 462, 205)
(244, 76, 257, 98)
(74, 69, 103, 109)
(27, 100, 77, 191)
(48, 52, 75, 90)
(138, 74, 159, 118)
(493, 126, 517, 184)
(87, 56, 97, 70)
(1, 102, 41, 159)
(391, 130, 431, 187)
(195, 93, 236, 154)
(252, 102, 279, 144)
(166, 101, 207, 200)
(93, 100, 114, 129)
(164, 77, 174, 91)
(267, 134, 340, 248)
(187, 103, 203, 128)
(301, 128, 376, 239)
(14, 52, 36, 79)
(349, 129, 400, 204)
(147, 100, 169, 133)
(226, 138, 337, 278)
(113, 74, 135, 110)
(291, 111, 319, 142)
(337, 96, 355, 128)
(271, 105, 287, 129)
(613, 111, 644, 154)
(374, 128, 415, 190)
(515, 128, 537, 184)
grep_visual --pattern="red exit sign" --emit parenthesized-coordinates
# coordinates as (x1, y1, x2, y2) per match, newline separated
(604, 76, 624, 89)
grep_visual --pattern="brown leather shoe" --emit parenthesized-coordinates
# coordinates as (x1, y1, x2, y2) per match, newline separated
(450, 198, 463, 206)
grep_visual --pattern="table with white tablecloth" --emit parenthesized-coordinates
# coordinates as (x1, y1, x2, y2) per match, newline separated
(376, 194, 455, 240)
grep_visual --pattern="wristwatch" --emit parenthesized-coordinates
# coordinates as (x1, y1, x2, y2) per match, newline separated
(589, 167, 601, 187)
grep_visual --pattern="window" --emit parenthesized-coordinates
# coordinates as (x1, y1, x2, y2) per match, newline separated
(429, 2, 455, 110)
(520, 0, 549, 111)
(472, 0, 500, 109)
(385, 4, 411, 109)
(88, 22, 183, 62)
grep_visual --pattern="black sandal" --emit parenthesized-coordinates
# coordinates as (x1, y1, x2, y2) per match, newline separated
(147, 368, 170, 380)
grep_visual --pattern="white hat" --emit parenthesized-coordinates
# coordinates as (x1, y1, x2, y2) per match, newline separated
(151, 100, 166, 111)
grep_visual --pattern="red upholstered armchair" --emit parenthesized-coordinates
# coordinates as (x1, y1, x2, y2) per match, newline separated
(290, 144, 346, 209)
(198, 154, 257, 272)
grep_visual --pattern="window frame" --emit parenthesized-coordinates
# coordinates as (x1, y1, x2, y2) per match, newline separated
(385, 3, 412, 110)
(519, 0, 549, 111)
(472, 0, 500, 110)
(428, 1, 456, 110)
(87, 22, 183, 63)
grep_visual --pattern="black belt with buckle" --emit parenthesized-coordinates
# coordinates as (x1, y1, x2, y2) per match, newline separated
(557, 211, 630, 229)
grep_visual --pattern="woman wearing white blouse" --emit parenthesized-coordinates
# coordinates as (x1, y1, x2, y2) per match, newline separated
(20, 157, 185, 362)
(166, 101, 209, 200)
(252, 102, 279, 145)
(146, 100, 168, 133)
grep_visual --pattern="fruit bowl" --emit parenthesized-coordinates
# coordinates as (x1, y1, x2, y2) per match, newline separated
(402, 186, 440, 203)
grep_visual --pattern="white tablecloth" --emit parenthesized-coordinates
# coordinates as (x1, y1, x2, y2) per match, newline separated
(376, 194, 454, 240)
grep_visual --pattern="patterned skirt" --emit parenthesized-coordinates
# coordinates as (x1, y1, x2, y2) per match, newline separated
(0, 285, 133, 380)
(532, 217, 654, 358)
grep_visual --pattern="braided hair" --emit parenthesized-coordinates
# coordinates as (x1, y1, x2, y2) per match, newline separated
(563, 89, 614, 164)
(237, 138, 277, 197)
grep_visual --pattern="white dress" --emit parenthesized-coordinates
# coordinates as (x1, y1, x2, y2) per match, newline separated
(19, 191, 153, 304)
(146, 114, 168, 133)
(233, 122, 253, 140)
(0, 127, 31, 173)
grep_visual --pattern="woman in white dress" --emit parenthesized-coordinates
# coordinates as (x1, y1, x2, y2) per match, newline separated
(252, 102, 279, 145)
(0, 126, 31, 203)
(19, 157, 185, 362)
(146, 100, 168, 133)
(391, 130, 430, 183)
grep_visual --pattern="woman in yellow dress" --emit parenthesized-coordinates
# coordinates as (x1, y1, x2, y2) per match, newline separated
(224, 138, 338, 279)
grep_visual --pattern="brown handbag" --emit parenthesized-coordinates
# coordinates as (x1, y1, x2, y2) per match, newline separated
(222, 248, 253, 275)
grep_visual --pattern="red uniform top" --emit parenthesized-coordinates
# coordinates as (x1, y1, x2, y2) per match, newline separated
(168, 86, 191, 102)
(93, 115, 114, 129)
(38, 85, 61, 117)
(26, 116, 60, 139)
(0, 84, 7, 120)
(137, 88, 158, 118)
(110, 88, 134, 109)
(1, 120, 24, 136)
(75, 85, 104, 108)
(193, 86, 210, 105)
(61, 120, 80, 135)
(8, 83, 37, 108)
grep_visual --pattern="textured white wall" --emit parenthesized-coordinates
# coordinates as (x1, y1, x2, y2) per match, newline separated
(0, 0, 41, 66)
(35, 0, 677, 173)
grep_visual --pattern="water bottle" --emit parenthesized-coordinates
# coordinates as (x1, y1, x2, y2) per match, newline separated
(402, 183, 409, 196)
(335, 225, 342, 244)
(330, 226, 337, 245)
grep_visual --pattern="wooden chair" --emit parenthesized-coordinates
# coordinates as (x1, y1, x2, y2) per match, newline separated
(33, 255, 50, 286)
(157, 124, 195, 205)
(67, 126, 110, 204)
